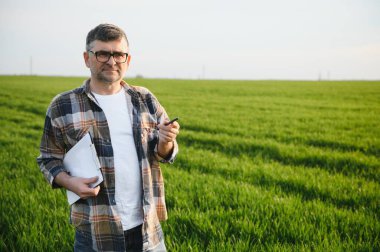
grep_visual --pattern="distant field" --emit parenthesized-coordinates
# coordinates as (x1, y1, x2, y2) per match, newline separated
(0, 75, 379, 251)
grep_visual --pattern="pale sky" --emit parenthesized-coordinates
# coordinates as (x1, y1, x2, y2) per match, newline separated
(1, 0, 379, 80)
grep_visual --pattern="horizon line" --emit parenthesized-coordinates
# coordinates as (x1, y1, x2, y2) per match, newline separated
(1, 74, 380, 82)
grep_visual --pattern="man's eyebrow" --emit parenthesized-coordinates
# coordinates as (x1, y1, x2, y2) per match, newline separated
(97, 50, 127, 53)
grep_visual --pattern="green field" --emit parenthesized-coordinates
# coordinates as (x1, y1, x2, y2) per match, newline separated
(0, 75, 379, 251)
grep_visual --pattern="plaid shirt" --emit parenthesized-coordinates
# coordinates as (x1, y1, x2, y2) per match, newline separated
(37, 79, 178, 251)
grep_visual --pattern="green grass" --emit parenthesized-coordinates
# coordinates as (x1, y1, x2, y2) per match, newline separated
(0, 76, 379, 251)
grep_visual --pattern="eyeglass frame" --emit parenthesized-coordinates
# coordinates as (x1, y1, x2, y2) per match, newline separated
(88, 50, 129, 63)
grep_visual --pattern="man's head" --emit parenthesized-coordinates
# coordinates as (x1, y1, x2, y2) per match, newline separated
(86, 23, 129, 52)
(84, 24, 131, 86)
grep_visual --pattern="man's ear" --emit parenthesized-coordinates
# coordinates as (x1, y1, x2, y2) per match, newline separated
(127, 54, 131, 65)
(83, 51, 90, 68)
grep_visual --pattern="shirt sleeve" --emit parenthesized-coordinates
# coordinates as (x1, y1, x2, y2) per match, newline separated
(149, 91, 179, 164)
(36, 108, 66, 188)
(154, 139, 178, 164)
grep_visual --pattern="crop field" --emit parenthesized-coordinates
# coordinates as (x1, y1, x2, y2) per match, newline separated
(0, 75, 379, 251)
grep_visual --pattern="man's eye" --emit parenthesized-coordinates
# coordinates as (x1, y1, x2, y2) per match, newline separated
(97, 51, 110, 57)
(113, 53, 124, 58)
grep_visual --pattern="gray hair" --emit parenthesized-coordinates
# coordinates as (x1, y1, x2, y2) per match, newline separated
(86, 23, 129, 51)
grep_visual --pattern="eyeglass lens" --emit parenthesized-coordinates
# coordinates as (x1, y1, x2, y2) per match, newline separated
(93, 51, 128, 63)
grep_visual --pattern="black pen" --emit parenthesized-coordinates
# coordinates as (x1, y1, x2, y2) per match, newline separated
(164, 117, 179, 126)
(155, 117, 179, 130)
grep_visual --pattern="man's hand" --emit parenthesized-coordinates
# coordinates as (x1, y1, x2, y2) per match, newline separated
(156, 118, 180, 158)
(55, 172, 100, 199)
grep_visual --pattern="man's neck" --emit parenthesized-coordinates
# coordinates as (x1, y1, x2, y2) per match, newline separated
(90, 79, 123, 95)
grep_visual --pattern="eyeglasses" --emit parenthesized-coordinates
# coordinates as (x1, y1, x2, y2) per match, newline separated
(89, 50, 129, 63)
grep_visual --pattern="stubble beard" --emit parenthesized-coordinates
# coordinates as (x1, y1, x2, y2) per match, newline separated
(94, 69, 122, 84)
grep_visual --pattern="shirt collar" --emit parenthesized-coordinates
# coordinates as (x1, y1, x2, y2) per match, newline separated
(76, 78, 137, 96)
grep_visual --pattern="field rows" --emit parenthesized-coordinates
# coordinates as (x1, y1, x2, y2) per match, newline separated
(0, 76, 379, 251)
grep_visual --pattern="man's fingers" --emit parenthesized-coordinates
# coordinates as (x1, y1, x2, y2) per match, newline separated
(80, 186, 100, 198)
(84, 176, 99, 185)
(93, 186, 100, 195)
(67, 176, 101, 199)
(159, 129, 179, 136)
(156, 118, 180, 143)
(159, 131, 177, 139)
(158, 124, 180, 135)
(159, 130, 178, 142)
(171, 121, 180, 129)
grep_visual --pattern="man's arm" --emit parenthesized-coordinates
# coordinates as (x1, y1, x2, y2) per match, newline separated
(140, 88, 179, 162)
(37, 106, 100, 198)
(37, 112, 67, 188)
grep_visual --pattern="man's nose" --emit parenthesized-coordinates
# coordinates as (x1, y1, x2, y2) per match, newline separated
(106, 55, 117, 65)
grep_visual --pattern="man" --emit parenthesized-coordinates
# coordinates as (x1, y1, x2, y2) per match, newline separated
(37, 23, 179, 251)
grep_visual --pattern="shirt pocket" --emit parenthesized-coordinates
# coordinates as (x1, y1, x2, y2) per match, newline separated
(65, 126, 91, 150)
(141, 127, 159, 153)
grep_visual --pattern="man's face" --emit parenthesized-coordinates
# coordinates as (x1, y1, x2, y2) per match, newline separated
(84, 38, 130, 84)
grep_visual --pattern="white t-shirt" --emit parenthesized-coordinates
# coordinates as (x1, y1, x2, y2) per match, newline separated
(93, 89, 143, 230)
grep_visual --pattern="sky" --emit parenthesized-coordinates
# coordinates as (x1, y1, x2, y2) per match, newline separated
(0, 0, 379, 80)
